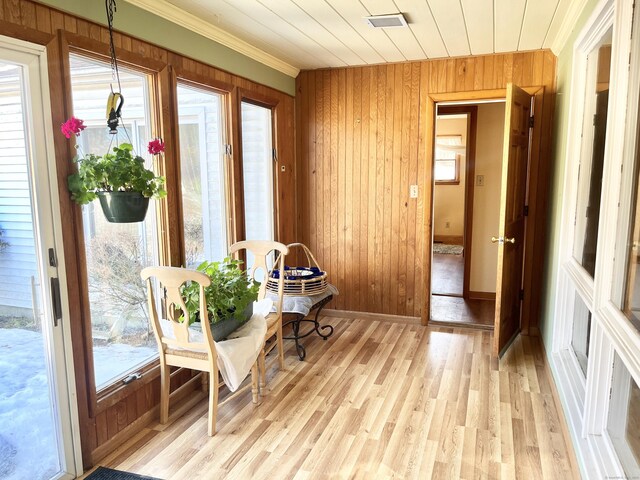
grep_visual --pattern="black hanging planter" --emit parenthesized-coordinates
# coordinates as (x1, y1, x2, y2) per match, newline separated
(97, 191, 150, 223)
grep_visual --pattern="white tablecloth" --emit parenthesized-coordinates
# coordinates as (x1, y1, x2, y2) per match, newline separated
(160, 299, 270, 391)
(266, 284, 339, 316)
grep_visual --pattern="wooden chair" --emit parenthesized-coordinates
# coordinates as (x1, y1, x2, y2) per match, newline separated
(229, 240, 288, 387)
(141, 266, 260, 436)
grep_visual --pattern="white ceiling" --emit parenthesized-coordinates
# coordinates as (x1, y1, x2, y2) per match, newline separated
(126, 0, 587, 77)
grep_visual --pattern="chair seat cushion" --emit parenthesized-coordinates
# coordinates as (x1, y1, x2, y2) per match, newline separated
(165, 347, 208, 360)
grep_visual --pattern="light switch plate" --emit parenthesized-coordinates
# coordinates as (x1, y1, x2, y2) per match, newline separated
(476, 175, 485, 186)
(410, 185, 418, 198)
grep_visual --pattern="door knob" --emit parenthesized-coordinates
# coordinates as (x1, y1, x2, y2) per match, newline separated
(491, 236, 516, 245)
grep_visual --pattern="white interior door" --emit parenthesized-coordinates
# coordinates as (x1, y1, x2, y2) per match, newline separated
(0, 36, 80, 479)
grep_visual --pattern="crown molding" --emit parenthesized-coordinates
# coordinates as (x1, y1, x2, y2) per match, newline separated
(123, 0, 300, 78)
(547, 0, 591, 55)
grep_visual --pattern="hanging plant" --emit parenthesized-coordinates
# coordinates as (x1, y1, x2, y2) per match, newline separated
(59, 0, 167, 222)
(64, 117, 167, 222)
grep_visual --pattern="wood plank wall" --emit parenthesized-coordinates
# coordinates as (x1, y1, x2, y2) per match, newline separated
(295, 51, 557, 328)
(0, 0, 295, 468)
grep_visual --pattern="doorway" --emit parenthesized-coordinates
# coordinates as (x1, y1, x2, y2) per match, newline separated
(430, 101, 506, 328)
(0, 37, 80, 478)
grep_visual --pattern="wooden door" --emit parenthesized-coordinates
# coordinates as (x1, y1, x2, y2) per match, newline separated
(494, 84, 533, 356)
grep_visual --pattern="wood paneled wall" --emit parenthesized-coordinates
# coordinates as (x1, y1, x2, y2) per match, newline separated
(295, 51, 556, 329)
(0, 0, 295, 468)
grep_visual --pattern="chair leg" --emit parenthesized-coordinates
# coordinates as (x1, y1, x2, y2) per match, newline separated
(277, 330, 285, 370)
(259, 349, 266, 388)
(159, 361, 170, 424)
(208, 369, 219, 436)
(251, 362, 259, 403)
(201, 371, 208, 393)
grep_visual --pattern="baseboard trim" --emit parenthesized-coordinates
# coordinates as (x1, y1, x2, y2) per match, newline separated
(322, 308, 421, 325)
(468, 291, 496, 300)
(434, 234, 464, 245)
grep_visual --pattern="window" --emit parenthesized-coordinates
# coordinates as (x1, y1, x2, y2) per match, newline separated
(614, 9, 640, 333)
(176, 83, 228, 267)
(608, 355, 640, 477)
(619, 158, 640, 331)
(240, 101, 275, 244)
(69, 55, 159, 391)
(240, 101, 275, 277)
(571, 292, 591, 376)
(551, 1, 640, 477)
(572, 31, 613, 278)
(434, 135, 462, 184)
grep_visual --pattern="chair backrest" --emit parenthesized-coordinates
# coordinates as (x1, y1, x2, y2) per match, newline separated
(229, 240, 289, 315)
(141, 266, 216, 356)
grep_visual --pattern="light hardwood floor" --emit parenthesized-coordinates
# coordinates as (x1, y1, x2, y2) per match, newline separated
(88, 317, 578, 480)
(431, 296, 496, 328)
(432, 253, 464, 296)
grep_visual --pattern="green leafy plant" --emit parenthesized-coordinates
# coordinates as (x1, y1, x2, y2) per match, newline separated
(67, 143, 166, 205)
(181, 258, 260, 325)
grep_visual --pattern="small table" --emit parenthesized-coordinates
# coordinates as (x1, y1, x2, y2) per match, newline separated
(282, 294, 334, 360)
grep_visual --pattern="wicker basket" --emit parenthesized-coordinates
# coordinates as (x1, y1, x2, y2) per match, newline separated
(266, 243, 329, 296)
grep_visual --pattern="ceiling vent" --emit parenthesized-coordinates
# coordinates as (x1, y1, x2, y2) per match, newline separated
(364, 13, 408, 28)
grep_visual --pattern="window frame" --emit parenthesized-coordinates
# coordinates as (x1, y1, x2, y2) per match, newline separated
(434, 153, 460, 185)
(174, 79, 232, 267)
(63, 40, 169, 414)
(550, 0, 640, 477)
(170, 69, 234, 256)
(235, 90, 279, 244)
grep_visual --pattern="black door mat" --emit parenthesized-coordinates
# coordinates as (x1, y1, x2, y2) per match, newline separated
(85, 466, 162, 480)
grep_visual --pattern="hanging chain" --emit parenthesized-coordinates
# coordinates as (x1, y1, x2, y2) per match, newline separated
(105, 0, 122, 94)
(104, 0, 142, 157)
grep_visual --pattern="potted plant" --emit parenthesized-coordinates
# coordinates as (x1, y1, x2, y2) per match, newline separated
(181, 258, 260, 341)
(62, 116, 167, 223)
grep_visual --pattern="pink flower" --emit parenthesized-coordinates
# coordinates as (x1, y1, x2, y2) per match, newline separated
(61, 117, 86, 139)
(148, 138, 165, 155)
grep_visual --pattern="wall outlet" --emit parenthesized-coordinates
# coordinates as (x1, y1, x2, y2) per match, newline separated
(476, 175, 485, 186)
(445, 221, 450, 229)
(410, 185, 418, 198)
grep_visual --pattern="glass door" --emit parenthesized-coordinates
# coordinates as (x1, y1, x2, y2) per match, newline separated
(0, 38, 78, 479)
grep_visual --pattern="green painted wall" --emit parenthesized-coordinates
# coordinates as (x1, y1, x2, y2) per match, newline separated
(540, 0, 601, 350)
(39, 0, 296, 95)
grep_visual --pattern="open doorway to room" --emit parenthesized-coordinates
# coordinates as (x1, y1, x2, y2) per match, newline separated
(430, 101, 506, 328)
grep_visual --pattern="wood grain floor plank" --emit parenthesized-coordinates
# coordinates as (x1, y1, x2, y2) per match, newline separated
(94, 317, 578, 480)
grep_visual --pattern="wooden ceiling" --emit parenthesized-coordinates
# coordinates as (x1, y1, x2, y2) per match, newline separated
(126, 0, 584, 76)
